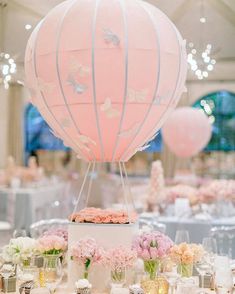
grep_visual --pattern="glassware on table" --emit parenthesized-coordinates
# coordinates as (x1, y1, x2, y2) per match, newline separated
(43, 255, 63, 294)
(175, 230, 190, 244)
(0, 263, 16, 293)
(13, 229, 27, 238)
(202, 237, 217, 254)
(164, 272, 180, 294)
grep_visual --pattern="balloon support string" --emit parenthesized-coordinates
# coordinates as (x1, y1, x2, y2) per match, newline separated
(71, 161, 135, 224)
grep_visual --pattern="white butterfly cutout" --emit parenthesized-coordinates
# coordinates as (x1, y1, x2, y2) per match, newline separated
(60, 118, 71, 128)
(128, 88, 148, 103)
(136, 144, 150, 152)
(100, 98, 120, 119)
(103, 28, 120, 46)
(37, 78, 55, 93)
(154, 91, 171, 105)
(118, 122, 140, 138)
(76, 135, 96, 152)
(68, 57, 91, 77)
(67, 75, 87, 94)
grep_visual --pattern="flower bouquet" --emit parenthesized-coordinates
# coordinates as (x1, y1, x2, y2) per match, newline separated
(2, 237, 36, 266)
(170, 243, 204, 277)
(71, 238, 103, 279)
(133, 231, 173, 294)
(103, 245, 137, 286)
(37, 235, 67, 271)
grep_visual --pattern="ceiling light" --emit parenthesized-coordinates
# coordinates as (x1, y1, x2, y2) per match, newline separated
(203, 71, 208, 77)
(188, 42, 194, 48)
(207, 44, 212, 49)
(207, 64, 213, 71)
(4, 54, 10, 59)
(200, 17, 206, 23)
(25, 24, 32, 30)
(204, 56, 210, 63)
(211, 59, 216, 65)
(191, 49, 197, 54)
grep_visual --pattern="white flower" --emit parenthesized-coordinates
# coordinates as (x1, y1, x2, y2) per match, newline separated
(1, 237, 36, 264)
(75, 279, 92, 289)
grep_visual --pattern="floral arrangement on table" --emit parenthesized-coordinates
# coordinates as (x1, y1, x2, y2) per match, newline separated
(164, 184, 198, 206)
(102, 245, 137, 285)
(69, 207, 137, 224)
(133, 231, 173, 280)
(198, 179, 235, 204)
(42, 228, 68, 242)
(170, 242, 204, 277)
(36, 235, 67, 256)
(71, 237, 104, 279)
(2, 237, 36, 265)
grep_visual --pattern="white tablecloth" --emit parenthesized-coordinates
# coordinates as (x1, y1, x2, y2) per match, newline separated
(0, 184, 67, 232)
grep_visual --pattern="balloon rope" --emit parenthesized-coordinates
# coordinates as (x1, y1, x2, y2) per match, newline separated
(122, 162, 136, 211)
(118, 161, 131, 223)
(85, 161, 96, 207)
(72, 162, 92, 216)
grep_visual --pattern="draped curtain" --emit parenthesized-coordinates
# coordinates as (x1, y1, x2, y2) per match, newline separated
(7, 84, 24, 165)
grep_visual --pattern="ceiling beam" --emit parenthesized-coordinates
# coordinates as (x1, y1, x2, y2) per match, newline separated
(8, 0, 44, 19)
(207, 0, 235, 27)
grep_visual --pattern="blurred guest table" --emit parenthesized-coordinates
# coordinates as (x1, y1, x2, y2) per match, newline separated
(141, 213, 235, 258)
(0, 183, 67, 232)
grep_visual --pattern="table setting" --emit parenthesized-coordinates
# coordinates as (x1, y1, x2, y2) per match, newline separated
(0, 207, 234, 294)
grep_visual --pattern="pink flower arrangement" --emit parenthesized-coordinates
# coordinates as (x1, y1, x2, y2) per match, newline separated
(36, 235, 67, 255)
(69, 207, 137, 224)
(71, 238, 104, 279)
(170, 243, 204, 265)
(198, 180, 235, 203)
(103, 246, 137, 271)
(164, 185, 198, 206)
(133, 231, 173, 260)
(42, 228, 68, 242)
(133, 231, 173, 280)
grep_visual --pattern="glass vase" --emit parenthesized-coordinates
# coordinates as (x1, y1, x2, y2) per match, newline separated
(177, 263, 193, 278)
(141, 260, 168, 294)
(110, 268, 126, 288)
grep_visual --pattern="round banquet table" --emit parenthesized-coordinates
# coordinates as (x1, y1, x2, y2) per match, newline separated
(0, 183, 67, 232)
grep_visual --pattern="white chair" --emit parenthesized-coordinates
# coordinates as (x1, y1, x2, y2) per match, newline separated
(0, 221, 13, 246)
(30, 219, 69, 239)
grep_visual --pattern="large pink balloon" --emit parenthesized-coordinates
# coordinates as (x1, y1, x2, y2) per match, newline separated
(25, 0, 187, 162)
(162, 107, 212, 158)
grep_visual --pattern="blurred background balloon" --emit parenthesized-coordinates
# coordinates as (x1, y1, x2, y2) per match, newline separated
(162, 107, 212, 158)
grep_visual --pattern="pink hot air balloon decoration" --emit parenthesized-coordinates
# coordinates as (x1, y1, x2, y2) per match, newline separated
(162, 107, 212, 158)
(25, 0, 187, 162)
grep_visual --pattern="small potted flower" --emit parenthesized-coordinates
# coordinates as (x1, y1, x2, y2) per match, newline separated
(103, 245, 137, 287)
(36, 235, 67, 269)
(133, 231, 173, 294)
(170, 243, 204, 277)
(75, 279, 92, 294)
(71, 238, 103, 280)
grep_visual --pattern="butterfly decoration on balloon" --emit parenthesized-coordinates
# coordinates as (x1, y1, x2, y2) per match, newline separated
(25, 0, 187, 163)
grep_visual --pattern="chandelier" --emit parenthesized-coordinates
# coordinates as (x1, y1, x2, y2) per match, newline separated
(0, 52, 17, 89)
(187, 43, 216, 80)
